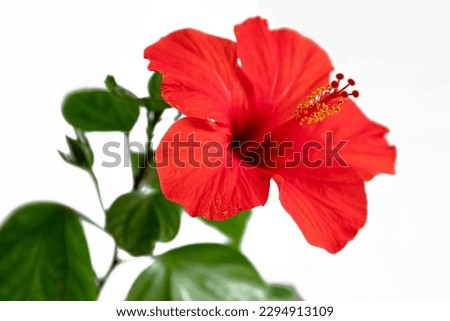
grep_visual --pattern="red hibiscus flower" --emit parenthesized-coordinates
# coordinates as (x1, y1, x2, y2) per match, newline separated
(144, 17, 396, 253)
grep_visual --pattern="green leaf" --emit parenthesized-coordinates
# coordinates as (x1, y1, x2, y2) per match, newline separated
(104, 75, 139, 102)
(268, 283, 303, 301)
(149, 168, 162, 191)
(127, 243, 268, 300)
(106, 191, 181, 256)
(200, 210, 252, 249)
(58, 130, 93, 170)
(0, 202, 97, 300)
(142, 167, 162, 192)
(153, 194, 182, 243)
(147, 72, 170, 111)
(124, 260, 171, 300)
(62, 89, 139, 132)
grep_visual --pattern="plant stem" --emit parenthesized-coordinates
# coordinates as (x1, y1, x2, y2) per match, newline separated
(78, 211, 121, 297)
(124, 133, 135, 182)
(80, 169, 120, 298)
(95, 107, 165, 297)
(133, 110, 162, 190)
(88, 168, 105, 213)
(97, 246, 120, 298)
(77, 212, 104, 231)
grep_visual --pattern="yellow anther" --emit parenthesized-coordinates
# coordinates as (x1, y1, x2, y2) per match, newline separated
(295, 74, 358, 126)
(295, 85, 342, 126)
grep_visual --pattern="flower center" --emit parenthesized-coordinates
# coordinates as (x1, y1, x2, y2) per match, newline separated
(295, 73, 359, 126)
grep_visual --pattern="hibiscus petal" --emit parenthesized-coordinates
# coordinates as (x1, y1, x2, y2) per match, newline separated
(155, 117, 271, 220)
(273, 167, 367, 254)
(268, 98, 396, 181)
(234, 17, 333, 129)
(323, 99, 396, 180)
(144, 29, 245, 124)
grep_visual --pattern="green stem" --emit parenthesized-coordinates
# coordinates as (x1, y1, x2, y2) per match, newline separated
(147, 110, 162, 142)
(77, 212, 104, 231)
(124, 133, 135, 183)
(76, 137, 121, 298)
(78, 173, 118, 297)
(95, 107, 165, 297)
(78, 209, 121, 296)
(88, 168, 105, 213)
(133, 110, 162, 190)
(97, 246, 120, 298)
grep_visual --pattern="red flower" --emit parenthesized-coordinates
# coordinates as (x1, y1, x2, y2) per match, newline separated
(144, 17, 396, 253)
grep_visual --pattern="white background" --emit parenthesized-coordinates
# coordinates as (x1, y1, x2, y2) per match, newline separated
(1, 0, 449, 300)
